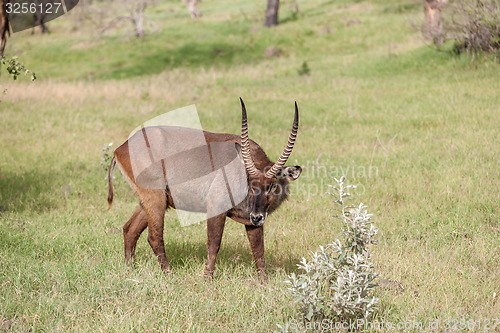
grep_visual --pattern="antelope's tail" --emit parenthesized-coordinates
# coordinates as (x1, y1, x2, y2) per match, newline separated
(107, 157, 116, 210)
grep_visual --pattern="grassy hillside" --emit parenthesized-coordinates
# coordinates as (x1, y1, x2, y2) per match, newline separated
(1, 0, 499, 331)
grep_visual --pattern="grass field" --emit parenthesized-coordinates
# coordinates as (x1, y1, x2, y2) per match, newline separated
(1, 0, 499, 331)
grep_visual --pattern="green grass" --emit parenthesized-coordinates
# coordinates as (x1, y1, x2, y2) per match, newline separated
(1, 0, 499, 331)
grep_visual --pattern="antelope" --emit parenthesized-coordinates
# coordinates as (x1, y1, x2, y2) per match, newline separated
(1, 0, 9, 58)
(107, 99, 302, 281)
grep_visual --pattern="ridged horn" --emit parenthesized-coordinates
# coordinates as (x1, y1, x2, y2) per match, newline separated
(240, 98, 260, 177)
(265, 102, 299, 178)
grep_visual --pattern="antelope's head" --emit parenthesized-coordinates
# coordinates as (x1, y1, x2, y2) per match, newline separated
(238, 98, 302, 227)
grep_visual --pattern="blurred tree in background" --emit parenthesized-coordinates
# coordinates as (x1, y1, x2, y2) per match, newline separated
(265, 0, 279, 27)
(424, 0, 448, 47)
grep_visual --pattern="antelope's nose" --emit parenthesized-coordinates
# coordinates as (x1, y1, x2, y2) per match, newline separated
(250, 214, 264, 226)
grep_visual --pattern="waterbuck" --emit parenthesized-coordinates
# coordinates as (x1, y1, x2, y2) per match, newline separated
(1, 0, 9, 58)
(107, 99, 301, 281)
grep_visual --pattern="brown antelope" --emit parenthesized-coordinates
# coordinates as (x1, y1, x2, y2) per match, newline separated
(107, 99, 301, 281)
(0, 0, 9, 58)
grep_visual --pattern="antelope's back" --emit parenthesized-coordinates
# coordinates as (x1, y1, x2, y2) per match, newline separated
(116, 126, 249, 214)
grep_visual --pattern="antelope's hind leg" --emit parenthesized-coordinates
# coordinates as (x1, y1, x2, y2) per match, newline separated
(140, 189, 172, 273)
(123, 204, 148, 266)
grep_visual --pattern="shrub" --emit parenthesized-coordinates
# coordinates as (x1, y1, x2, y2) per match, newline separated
(297, 61, 310, 76)
(101, 142, 114, 182)
(1, 56, 36, 81)
(282, 176, 379, 325)
(447, 0, 500, 54)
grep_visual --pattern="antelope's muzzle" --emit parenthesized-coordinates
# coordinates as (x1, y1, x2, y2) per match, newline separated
(250, 213, 265, 226)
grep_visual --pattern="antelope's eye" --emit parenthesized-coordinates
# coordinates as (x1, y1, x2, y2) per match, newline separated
(267, 183, 277, 194)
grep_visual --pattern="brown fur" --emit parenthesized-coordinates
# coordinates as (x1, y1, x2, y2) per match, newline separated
(108, 127, 301, 282)
(0, 0, 10, 58)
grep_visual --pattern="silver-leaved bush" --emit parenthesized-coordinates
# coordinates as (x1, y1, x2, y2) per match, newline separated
(284, 176, 380, 322)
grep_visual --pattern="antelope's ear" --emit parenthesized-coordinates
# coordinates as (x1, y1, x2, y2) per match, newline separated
(279, 166, 302, 181)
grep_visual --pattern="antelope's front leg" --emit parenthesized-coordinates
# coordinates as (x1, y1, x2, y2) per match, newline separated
(204, 214, 226, 280)
(245, 225, 267, 283)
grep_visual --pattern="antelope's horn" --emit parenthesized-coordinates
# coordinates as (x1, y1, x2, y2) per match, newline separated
(240, 98, 259, 177)
(265, 102, 299, 178)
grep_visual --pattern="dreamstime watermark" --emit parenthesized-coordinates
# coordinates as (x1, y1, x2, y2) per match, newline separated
(5, 0, 79, 33)
(282, 318, 500, 331)
(300, 158, 380, 180)
(290, 159, 380, 200)
(285, 318, 424, 331)
(292, 178, 368, 201)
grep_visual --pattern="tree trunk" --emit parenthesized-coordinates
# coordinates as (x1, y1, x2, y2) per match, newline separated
(133, 3, 146, 38)
(186, 0, 201, 19)
(424, 0, 448, 47)
(264, 0, 280, 27)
